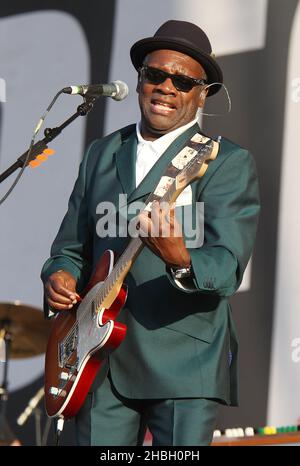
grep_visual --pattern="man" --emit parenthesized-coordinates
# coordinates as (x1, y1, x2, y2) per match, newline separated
(41, 20, 260, 446)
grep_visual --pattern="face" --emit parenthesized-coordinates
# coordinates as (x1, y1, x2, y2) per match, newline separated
(137, 49, 207, 140)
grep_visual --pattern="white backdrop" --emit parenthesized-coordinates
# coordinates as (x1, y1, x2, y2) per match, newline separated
(268, 0, 300, 425)
(0, 10, 89, 390)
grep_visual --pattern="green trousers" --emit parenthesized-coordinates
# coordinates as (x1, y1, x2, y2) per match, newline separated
(75, 371, 220, 446)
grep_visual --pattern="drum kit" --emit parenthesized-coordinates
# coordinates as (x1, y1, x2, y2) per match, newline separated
(0, 301, 52, 446)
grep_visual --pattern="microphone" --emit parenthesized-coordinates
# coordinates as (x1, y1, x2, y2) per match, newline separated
(62, 80, 129, 101)
(17, 387, 44, 426)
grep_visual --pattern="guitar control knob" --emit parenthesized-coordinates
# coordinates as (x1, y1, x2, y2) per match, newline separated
(59, 372, 69, 381)
(49, 386, 59, 396)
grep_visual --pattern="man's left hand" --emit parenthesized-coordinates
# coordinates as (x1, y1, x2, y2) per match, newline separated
(138, 200, 191, 268)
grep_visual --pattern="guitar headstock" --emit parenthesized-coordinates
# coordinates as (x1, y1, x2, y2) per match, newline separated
(143, 134, 220, 209)
(174, 135, 219, 193)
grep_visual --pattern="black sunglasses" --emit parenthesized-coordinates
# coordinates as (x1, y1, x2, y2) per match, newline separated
(139, 65, 207, 93)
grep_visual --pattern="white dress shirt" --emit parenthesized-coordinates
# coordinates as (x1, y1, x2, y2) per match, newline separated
(136, 118, 199, 290)
(135, 117, 198, 189)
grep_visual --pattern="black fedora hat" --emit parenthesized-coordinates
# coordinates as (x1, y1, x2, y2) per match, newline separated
(130, 20, 223, 97)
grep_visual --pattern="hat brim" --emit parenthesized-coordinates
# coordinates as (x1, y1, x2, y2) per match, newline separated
(130, 37, 223, 97)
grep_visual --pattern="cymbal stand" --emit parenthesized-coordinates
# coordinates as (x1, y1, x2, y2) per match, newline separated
(41, 416, 52, 446)
(17, 385, 53, 445)
(0, 320, 14, 444)
(32, 398, 52, 446)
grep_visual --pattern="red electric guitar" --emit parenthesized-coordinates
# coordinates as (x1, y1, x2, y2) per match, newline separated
(44, 135, 219, 419)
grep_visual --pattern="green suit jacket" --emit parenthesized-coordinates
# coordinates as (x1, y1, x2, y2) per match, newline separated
(41, 123, 260, 406)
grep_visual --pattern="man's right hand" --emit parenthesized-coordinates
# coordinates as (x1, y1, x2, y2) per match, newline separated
(44, 270, 80, 312)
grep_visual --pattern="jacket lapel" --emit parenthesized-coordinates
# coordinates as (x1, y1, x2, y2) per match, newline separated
(115, 129, 137, 197)
(127, 123, 200, 204)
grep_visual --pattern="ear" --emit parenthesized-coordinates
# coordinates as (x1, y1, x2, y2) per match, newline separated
(198, 86, 209, 108)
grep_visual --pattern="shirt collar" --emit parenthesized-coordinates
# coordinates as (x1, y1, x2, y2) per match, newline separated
(136, 117, 199, 155)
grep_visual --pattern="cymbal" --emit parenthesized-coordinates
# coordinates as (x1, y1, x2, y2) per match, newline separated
(0, 302, 51, 359)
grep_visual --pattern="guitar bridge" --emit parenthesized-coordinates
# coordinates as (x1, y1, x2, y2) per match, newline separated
(59, 324, 79, 368)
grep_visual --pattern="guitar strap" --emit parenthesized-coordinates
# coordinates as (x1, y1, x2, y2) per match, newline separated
(140, 133, 219, 210)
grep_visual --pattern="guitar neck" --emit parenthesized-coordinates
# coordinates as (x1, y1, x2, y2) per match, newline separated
(98, 181, 179, 309)
(97, 237, 143, 309)
(111, 236, 144, 284)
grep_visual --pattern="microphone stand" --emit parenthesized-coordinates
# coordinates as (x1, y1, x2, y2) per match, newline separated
(0, 95, 99, 442)
(0, 96, 98, 184)
(33, 405, 42, 446)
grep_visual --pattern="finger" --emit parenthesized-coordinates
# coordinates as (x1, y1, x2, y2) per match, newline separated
(155, 201, 173, 237)
(163, 202, 182, 237)
(169, 205, 183, 237)
(65, 283, 81, 301)
(160, 201, 175, 219)
(138, 212, 152, 237)
(45, 283, 75, 305)
(168, 202, 176, 217)
(47, 297, 74, 311)
(49, 277, 77, 299)
(149, 201, 164, 237)
(150, 200, 161, 223)
(46, 281, 76, 304)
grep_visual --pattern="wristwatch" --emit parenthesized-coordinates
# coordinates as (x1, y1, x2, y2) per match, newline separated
(170, 265, 193, 279)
